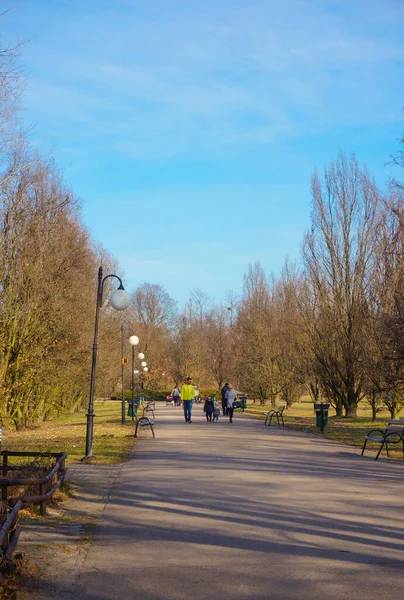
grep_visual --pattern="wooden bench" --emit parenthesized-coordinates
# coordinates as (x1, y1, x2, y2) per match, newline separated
(361, 419, 404, 460)
(265, 405, 285, 427)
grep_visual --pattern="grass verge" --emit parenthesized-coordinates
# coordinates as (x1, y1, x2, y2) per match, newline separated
(244, 401, 404, 460)
(1, 400, 136, 464)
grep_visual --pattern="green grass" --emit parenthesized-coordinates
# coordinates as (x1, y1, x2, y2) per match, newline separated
(1, 401, 136, 464)
(244, 400, 404, 460)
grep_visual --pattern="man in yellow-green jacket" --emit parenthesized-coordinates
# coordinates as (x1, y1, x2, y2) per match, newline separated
(181, 377, 195, 423)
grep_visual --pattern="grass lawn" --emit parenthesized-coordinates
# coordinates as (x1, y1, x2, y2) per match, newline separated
(244, 400, 404, 460)
(1, 401, 136, 464)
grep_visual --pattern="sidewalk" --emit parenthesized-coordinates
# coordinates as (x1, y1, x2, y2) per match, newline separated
(19, 404, 404, 599)
(18, 462, 122, 599)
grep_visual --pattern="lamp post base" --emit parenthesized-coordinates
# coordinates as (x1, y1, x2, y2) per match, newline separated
(80, 455, 97, 463)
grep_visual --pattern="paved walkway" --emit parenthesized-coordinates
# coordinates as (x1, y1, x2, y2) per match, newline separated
(19, 405, 404, 599)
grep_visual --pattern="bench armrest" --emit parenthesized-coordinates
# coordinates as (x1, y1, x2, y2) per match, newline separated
(364, 428, 385, 438)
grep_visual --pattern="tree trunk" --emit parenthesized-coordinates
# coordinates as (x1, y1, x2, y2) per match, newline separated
(334, 402, 343, 417)
(372, 404, 377, 422)
(268, 392, 277, 407)
(344, 405, 357, 417)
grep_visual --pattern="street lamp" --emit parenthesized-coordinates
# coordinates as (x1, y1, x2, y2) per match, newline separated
(84, 266, 131, 461)
(129, 335, 140, 409)
(227, 305, 233, 327)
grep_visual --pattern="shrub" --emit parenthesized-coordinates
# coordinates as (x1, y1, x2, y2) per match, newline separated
(200, 389, 220, 398)
(110, 388, 223, 402)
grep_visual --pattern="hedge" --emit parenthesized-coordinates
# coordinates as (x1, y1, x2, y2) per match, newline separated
(110, 388, 221, 402)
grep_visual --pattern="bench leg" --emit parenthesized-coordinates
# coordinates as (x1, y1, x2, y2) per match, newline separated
(268, 415, 274, 426)
(280, 414, 284, 427)
(134, 421, 139, 438)
(361, 439, 368, 456)
(375, 442, 385, 460)
(150, 424, 155, 438)
(265, 416, 269, 426)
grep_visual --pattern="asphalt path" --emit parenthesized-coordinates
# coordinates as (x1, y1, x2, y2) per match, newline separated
(45, 404, 404, 599)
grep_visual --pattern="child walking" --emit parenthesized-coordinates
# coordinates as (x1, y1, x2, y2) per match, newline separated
(213, 400, 220, 422)
(203, 396, 214, 422)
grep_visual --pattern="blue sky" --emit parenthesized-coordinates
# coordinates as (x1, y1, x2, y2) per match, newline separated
(2, 0, 404, 305)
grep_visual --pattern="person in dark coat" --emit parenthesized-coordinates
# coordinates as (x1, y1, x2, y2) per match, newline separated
(203, 396, 215, 422)
(221, 383, 229, 416)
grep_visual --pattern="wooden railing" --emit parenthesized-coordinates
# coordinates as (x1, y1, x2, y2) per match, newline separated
(0, 451, 67, 576)
(0, 499, 22, 576)
(0, 451, 67, 516)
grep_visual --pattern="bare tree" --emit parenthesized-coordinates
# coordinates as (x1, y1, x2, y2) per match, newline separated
(205, 306, 234, 391)
(225, 290, 238, 327)
(235, 263, 279, 404)
(302, 153, 382, 417)
(129, 283, 177, 390)
(362, 190, 404, 418)
(274, 259, 304, 407)
(0, 32, 25, 153)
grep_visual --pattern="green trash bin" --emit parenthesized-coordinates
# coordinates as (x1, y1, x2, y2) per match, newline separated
(315, 403, 330, 431)
(239, 395, 247, 410)
(128, 399, 140, 419)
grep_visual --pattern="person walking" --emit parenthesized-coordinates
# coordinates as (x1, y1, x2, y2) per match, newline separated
(213, 400, 221, 422)
(225, 384, 237, 423)
(221, 382, 229, 416)
(171, 385, 181, 406)
(203, 395, 214, 422)
(180, 377, 195, 423)
(194, 385, 200, 404)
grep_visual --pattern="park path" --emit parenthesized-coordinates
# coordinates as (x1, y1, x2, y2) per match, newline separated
(21, 405, 404, 599)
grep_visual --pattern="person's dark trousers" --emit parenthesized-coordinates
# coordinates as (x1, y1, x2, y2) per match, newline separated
(222, 401, 227, 416)
(206, 413, 212, 422)
(228, 407, 234, 423)
(183, 400, 193, 422)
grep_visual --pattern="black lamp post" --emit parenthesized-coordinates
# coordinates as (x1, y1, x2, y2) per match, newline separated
(138, 354, 147, 392)
(129, 335, 140, 405)
(121, 325, 126, 425)
(84, 266, 131, 461)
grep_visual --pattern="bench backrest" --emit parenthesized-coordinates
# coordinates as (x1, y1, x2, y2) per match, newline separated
(385, 420, 404, 434)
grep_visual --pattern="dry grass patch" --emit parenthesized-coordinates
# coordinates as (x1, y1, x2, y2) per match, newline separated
(1, 401, 135, 465)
